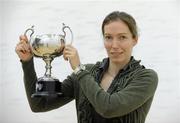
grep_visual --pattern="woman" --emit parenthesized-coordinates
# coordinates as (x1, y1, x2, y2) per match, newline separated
(15, 11, 158, 123)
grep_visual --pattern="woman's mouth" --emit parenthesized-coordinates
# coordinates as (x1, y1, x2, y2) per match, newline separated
(110, 52, 123, 56)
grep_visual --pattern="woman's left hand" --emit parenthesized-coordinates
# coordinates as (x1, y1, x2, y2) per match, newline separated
(63, 44, 81, 70)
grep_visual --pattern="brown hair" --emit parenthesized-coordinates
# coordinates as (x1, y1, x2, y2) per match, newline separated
(102, 11, 138, 38)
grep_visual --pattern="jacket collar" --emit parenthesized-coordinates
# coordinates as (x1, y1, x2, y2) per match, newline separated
(99, 56, 141, 72)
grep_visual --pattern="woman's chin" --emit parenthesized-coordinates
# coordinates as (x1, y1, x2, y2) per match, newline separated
(110, 57, 124, 64)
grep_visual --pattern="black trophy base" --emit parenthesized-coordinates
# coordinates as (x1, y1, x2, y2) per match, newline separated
(31, 77, 62, 98)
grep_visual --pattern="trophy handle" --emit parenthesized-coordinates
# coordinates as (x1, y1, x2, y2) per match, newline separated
(24, 25, 35, 39)
(62, 23, 73, 44)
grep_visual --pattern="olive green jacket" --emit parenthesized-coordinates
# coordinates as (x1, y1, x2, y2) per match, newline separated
(22, 57, 158, 123)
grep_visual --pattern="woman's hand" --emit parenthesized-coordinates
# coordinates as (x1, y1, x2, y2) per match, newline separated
(15, 35, 33, 62)
(63, 44, 80, 70)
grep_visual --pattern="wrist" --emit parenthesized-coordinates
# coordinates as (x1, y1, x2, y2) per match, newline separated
(20, 57, 33, 63)
(73, 64, 86, 75)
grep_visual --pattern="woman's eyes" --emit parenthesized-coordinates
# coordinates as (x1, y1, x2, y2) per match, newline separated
(104, 35, 127, 41)
(104, 36, 112, 40)
(118, 36, 127, 40)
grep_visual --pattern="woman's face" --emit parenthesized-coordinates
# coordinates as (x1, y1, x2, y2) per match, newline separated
(103, 20, 138, 64)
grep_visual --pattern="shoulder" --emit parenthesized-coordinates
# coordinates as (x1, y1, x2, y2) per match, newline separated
(131, 57, 158, 83)
(136, 68, 158, 81)
(133, 68, 158, 90)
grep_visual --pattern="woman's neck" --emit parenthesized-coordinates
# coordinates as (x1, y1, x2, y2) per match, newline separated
(107, 57, 131, 77)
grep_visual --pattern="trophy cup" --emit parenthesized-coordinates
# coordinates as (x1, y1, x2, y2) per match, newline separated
(24, 23, 73, 98)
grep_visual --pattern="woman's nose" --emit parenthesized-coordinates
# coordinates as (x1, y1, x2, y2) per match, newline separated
(111, 39, 120, 48)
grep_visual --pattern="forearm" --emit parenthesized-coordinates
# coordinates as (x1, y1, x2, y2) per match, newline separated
(22, 58, 73, 112)
(76, 69, 158, 118)
(76, 71, 118, 117)
(21, 58, 44, 111)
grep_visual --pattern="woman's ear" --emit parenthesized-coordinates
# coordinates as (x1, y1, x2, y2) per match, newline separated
(133, 37, 138, 46)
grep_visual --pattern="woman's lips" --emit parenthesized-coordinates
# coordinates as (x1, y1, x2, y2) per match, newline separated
(110, 52, 123, 56)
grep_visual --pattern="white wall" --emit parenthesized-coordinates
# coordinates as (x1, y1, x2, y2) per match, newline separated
(0, 1, 3, 121)
(0, 0, 179, 123)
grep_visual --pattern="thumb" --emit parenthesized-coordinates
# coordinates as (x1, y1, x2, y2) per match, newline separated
(19, 35, 28, 43)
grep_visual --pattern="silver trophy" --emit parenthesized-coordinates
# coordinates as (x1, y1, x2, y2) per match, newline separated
(24, 23, 73, 98)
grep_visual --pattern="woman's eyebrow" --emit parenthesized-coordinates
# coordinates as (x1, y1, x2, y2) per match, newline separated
(117, 33, 128, 35)
(104, 33, 128, 35)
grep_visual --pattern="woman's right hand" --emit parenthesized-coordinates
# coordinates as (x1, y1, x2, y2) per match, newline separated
(15, 35, 33, 62)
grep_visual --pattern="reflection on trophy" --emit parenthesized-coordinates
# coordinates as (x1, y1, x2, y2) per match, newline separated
(24, 23, 73, 98)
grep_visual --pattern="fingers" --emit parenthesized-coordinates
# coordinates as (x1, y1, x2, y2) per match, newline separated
(63, 45, 76, 61)
(63, 44, 81, 70)
(64, 44, 74, 51)
(16, 36, 31, 54)
(15, 43, 29, 54)
(63, 45, 71, 60)
(63, 50, 71, 61)
(19, 35, 28, 43)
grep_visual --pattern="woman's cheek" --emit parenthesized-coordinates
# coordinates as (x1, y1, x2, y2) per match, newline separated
(104, 41, 111, 49)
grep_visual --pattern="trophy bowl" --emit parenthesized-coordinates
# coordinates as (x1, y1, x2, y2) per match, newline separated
(31, 34, 65, 58)
(24, 23, 73, 98)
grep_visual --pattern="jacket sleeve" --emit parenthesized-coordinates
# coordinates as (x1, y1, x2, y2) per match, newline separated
(21, 58, 75, 112)
(75, 69, 158, 118)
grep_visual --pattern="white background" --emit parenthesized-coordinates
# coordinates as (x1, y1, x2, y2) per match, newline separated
(0, 0, 180, 123)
